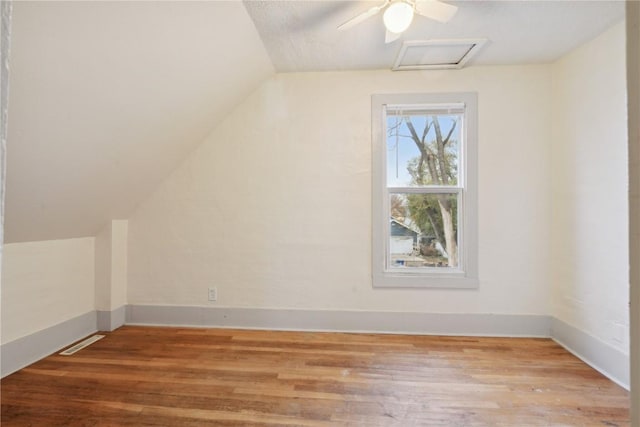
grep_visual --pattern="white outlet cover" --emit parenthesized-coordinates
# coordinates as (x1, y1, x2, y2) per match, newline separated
(208, 287, 217, 301)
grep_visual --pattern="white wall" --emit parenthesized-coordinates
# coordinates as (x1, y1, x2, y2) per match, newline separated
(0, 0, 10, 366)
(1, 237, 95, 344)
(626, 2, 640, 421)
(94, 223, 111, 311)
(5, 1, 274, 243)
(551, 22, 629, 354)
(128, 65, 552, 315)
(95, 220, 128, 312)
(110, 220, 128, 310)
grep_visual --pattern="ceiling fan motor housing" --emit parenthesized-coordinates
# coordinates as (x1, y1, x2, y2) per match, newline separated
(383, 1, 416, 34)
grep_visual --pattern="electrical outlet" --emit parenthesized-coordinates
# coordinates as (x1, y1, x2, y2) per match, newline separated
(208, 287, 217, 302)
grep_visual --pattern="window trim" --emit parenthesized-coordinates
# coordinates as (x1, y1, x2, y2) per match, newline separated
(372, 92, 479, 289)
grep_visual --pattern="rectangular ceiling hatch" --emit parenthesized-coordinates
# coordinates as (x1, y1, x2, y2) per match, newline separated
(392, 39, 488, 71)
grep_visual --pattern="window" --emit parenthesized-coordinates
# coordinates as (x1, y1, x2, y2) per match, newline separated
(372, 93, 478, 288)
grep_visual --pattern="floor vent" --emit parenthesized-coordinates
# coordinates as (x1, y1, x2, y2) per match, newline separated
(59, 335, 105, 356)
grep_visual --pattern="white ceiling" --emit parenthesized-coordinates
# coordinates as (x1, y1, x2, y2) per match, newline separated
(5, 1, 274, 243)
(244, 0, 625, 72)
(4, 0, 626, 243)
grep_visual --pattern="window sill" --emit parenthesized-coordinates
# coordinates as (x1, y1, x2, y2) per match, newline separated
(373, 272, 479, 289)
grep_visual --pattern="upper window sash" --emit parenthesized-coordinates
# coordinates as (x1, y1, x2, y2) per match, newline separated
(384, 105, 463, 189)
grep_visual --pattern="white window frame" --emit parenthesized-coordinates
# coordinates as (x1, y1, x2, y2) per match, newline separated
(372, 92, 478, 288)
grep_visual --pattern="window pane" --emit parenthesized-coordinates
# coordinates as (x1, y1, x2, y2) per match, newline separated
(386, 111, 461, 187)
(389, 193, 458, 268)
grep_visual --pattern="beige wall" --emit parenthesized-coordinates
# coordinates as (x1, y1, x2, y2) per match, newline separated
(550, 22, 629, 355)
(110, 220, 128, 310)
(626, 2, 639, 423)
(94, 223, 111, 311)
(0, 0, 10, 351)
(127, 65, 553, 314)
(95, 220, 128, 311)
(5, 1, 274, 243)
(1, 237, 95, 344)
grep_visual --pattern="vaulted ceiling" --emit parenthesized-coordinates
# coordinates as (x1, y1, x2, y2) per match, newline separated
(5, 1, 273, 242)
(4, 1, 625, 243)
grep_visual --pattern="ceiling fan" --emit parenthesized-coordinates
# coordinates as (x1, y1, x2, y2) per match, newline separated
(338, 0, 458, 43)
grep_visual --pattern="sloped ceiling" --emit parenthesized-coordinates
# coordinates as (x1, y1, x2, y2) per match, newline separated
(4, 1, 625, 243)
(5, 1, 274, 243)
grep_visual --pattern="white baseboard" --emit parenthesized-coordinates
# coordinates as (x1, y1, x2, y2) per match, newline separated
(97, 305, 126, 332)
(127, 306, 630, 388)
(1, 311, 97, 378)
(126, 304, 551, 337)
(2, 306, 628, 390)
(550, 317, 630, 390)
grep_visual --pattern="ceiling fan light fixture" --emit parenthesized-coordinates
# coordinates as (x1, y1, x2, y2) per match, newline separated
(383, 1, 415, 34)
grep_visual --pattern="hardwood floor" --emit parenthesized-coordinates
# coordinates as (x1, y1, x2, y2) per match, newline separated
(1, 326, 630, 426)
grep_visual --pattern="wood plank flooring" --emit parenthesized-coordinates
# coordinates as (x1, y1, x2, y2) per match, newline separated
(1, 326, 630, 426)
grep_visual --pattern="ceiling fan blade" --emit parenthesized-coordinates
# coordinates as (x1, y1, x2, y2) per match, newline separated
(385, 30, 402, 44)
(415, 0, 458, 23)
(337, 1, 389, 31)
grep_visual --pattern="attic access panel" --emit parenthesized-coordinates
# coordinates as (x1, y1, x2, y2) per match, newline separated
(392, 39, 488, 71)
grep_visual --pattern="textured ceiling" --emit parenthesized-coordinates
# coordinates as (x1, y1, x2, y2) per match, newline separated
(5, 1, 274, 243)
(244, 0, 625, 72)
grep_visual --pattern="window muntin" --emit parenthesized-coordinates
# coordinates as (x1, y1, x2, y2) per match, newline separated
(372, 93, 478, 288)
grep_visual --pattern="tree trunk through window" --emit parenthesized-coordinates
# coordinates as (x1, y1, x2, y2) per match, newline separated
(405, 117, 458, 267)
